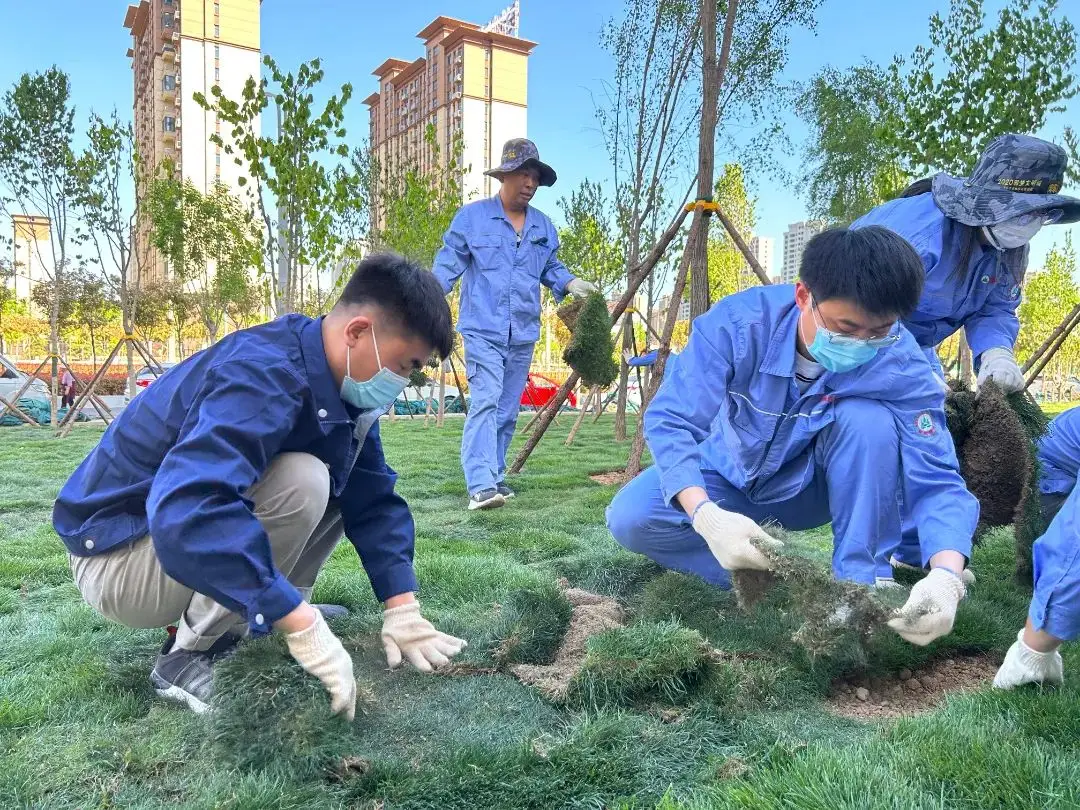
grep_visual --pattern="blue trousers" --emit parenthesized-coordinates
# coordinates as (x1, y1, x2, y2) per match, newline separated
(461, 333, 534, 494)
(606, 398, 902, 586)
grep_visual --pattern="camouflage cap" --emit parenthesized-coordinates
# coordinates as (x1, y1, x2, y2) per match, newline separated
(932, 133, 1080, 227)
(484, 138, 557, 187)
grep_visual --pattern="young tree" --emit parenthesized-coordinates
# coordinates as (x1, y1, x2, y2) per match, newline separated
(146, 176, 261, 345)
(0, 259, 15, 356)
(701, 162, 757, 300)
(70, 268, 120, 368)
(799, 0, 1077, 221)
(72, 110, 148, 395)
(556, 179, 626, 298)
(364, 125, 467, 269)
(196, 56, 365, 316)
(0, 67, 79, 426)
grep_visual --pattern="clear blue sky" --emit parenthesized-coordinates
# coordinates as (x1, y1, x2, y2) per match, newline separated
(1, 0, 1077, 271)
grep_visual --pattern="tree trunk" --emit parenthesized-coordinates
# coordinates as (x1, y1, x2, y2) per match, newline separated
(688, 0, 721, 322)
(959, 332, 973, 385)
(49, 288, 60, 429)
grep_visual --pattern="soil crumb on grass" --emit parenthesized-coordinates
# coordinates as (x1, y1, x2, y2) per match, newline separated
(826, 654, 999, 720)
(511, 582, 625, 700)
(589, 470, 629, 486)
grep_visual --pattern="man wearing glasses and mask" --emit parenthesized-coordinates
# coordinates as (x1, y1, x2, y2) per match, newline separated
(606, 227, 979, 647)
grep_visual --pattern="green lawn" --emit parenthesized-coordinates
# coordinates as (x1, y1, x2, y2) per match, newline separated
(1, 417, 1079, 809)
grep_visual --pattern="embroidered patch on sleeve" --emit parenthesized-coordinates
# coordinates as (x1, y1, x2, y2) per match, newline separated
(915, 411, 936, 437)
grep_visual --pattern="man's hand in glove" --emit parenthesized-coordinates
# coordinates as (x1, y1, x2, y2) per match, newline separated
(976, 347, 1024, 393)
(566, 278, 598, 298)
(382, 601, 468, 672)
(993, 629, 1065, 689)
(887, 568, 966, 645)
(691, 501, 778, 571)
(284, 607, 357, 720)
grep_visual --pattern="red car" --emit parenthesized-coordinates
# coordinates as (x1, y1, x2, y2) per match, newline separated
(520, 373, 577, 409)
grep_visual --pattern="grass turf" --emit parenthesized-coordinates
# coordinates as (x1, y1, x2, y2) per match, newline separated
(1, 416, 1079, 809)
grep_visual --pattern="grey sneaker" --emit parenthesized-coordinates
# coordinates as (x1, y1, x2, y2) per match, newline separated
(495, 482, 516, 499)
(468, 488, 506, 511)
(149, 633, 240, 714)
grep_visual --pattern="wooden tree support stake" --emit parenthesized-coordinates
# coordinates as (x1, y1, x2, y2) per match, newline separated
(58, 337, 162, 437)
(1024, 304, 1080, 391)
(1022, 303, 1080, 373)
(565, 386, 599, 446)
(0, 392, 37, 426)
(449, 352, 469, 416)
(437, 360, 447, 427)
(0, 355, 50, 426)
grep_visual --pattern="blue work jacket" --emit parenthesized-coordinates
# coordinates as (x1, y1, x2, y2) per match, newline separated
(53, 315, 417, 636)
(852, 193, 1025, 360)
(433, 195, 575, 345)
(645, 285, 978, 554)
(1038, 407, 1080, 495)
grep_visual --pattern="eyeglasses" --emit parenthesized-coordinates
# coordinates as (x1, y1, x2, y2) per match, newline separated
(812, 301, 901, 349)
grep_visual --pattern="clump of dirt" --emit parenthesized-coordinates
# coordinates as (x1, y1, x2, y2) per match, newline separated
(826, 654, 999, 720)
(730, 528, 903, 658)
(944, 381, 1048, 581)
(557, 297, 585, 332)
(590, 470, 629, 486)
(510, 581, 626, 701)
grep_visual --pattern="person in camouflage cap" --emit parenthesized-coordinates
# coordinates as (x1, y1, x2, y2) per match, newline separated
(851, 133, 1079, 579)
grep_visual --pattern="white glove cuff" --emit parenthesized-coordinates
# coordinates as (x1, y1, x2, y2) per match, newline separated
(980, 347, 1016, 363)
(285, 609, 331, 656)
(383, 602, 421, 626)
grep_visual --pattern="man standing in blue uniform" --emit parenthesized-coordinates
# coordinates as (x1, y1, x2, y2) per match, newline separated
(994, 406, 1080, 688)
(434, 139, 596, 510)
(853, 134, 1080, 575)
(54, 255, 467, 716)
(607, 227, 979, 646)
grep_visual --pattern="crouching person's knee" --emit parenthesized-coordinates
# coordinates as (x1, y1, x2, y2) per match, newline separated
(606, 481, 654, 554)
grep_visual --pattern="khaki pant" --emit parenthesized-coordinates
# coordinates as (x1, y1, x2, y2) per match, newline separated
(69, 453, 343, 652)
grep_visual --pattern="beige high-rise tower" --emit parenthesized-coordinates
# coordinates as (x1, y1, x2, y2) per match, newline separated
(364, 3, 533, 214)
(124, 0, 260, 283)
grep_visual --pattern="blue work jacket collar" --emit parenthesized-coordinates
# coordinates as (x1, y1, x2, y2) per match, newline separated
(484, 194, 542, 237)
(300, 316, 352, 433)
(758, 302, 801, 378)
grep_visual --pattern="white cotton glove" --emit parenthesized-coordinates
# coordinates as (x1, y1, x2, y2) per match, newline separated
(977, 348, 1025, 393)
(284, 608, 357, 720)
(566, 278, 598, 298)
(887, 568, 966, 646)
(993, 629, 1065, 689)
(691, 502, 778, 571)
(381, 602, 468, 672)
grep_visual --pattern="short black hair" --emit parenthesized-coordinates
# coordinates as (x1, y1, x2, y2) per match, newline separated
(799, 226, 924, 318)
(335, 253, 454, 359)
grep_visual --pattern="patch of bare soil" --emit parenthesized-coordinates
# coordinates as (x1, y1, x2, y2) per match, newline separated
(826, 654, 1000, 720)
(510, 582, 625, 701)
(589, 470, 629, 486)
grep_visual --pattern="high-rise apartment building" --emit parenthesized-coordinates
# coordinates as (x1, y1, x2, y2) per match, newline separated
(9, 215, 52, 303)
(364, 3, 533, 215)
(780, 220, 827, 284)
(733, 234, 773, 289)
(124, 0, 260, 281)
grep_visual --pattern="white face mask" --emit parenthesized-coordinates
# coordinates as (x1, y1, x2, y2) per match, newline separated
(982, 209, 1063, 251)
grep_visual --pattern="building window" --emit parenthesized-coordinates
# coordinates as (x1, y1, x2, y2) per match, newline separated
(163, 116, 175, 132)
(214, 2, 220, 13)
(214, 67, 220, 81)
(214, 24, 220, 37)
(215, 154, 221, 167)
(215, 45, 220, 58)
(162, 13, 174, 28)
(162, 74, 176, 91)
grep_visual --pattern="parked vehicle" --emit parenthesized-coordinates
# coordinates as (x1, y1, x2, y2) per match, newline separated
(135, 362, 178, 390)
(0, 354, 50, 403)
(521, 373, 577, 409)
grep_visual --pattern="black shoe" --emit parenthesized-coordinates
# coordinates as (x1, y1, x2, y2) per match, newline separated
(149, 633, 240, 714)
(495, 482, 516, 499)
(313, 604, 350, 620)
(468, 488, 506, 511)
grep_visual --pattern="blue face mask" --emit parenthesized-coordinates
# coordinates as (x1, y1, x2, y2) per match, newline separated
(340, 325, 409, 411)
(801, 300, 887, 374)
